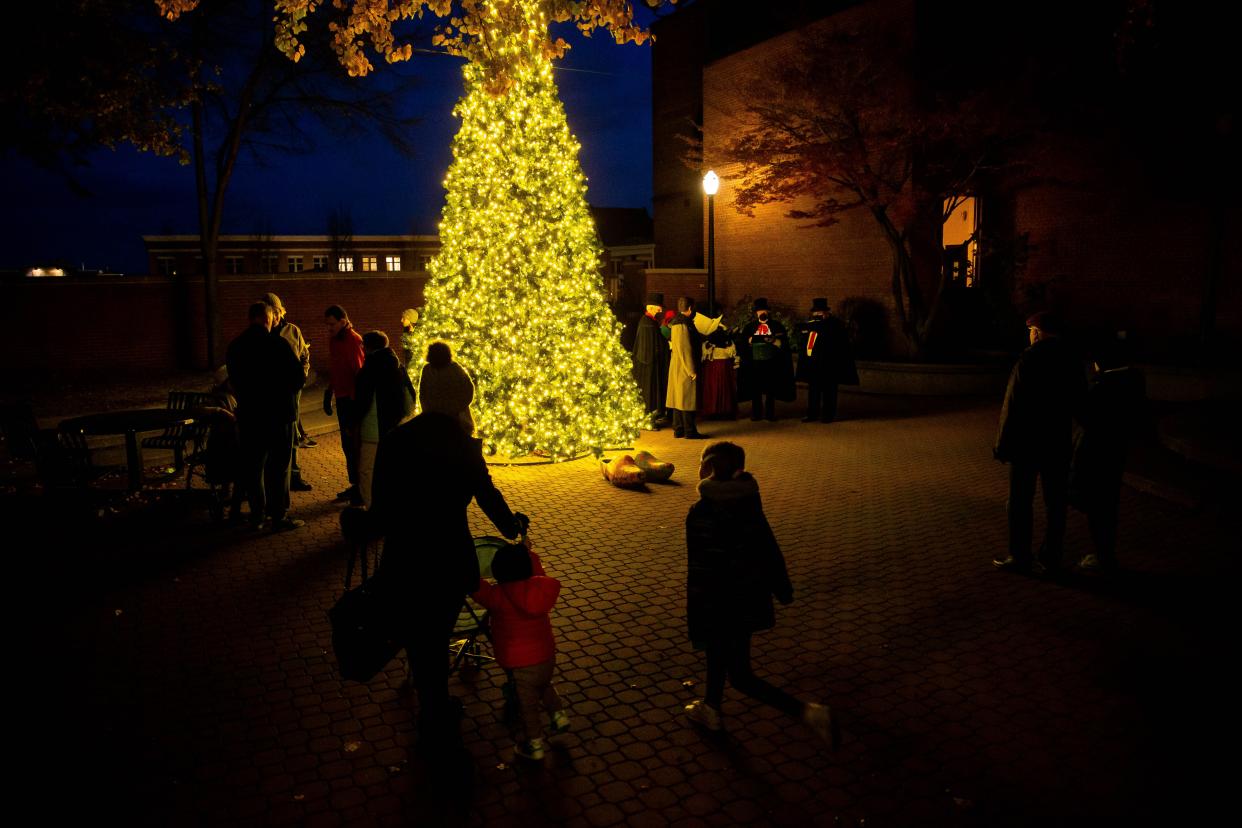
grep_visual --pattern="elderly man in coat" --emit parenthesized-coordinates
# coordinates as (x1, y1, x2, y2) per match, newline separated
(665, 296, 707, 439)
(992, 311, 1087, 575)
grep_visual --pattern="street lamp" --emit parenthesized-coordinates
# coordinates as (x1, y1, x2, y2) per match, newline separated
(702, 170, 719, 313)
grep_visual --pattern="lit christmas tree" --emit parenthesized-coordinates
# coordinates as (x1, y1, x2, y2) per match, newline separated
(411, 4, 647, 460)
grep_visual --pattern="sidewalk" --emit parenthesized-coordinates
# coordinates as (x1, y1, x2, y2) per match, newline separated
(15, 393, 1237, 826)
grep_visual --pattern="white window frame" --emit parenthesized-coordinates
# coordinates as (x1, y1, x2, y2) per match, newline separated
(361, 255, 378, 272)
(338, 256, 355, 272)
(385, 255, 401, 272)
(287, 256, 303, 273)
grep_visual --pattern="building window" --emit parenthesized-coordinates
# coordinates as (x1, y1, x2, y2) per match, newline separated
(338, 256, 354, 272)
(224, 256, 244, 275)
(156, 257, 175, 277)
(287, 256, 303, 273)
(419, 256, 432, 272)
(942, 196, 979, 288)
(260, 254, 279, 274)
(385, 255, 401, 272)
(313, 255, 328, 271)
(361, 256, 378, 272)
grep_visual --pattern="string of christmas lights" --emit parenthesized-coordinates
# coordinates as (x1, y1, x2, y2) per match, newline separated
(410, 0, 646, 460)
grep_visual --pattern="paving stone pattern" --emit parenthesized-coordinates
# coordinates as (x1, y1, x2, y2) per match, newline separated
(51, 396, 1235, 826)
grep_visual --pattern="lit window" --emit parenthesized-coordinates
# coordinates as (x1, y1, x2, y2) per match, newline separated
(385, 255, 401, 271)
(224, 256, 244, 275)
(942, 196, 979, 287)
(338, 256, 354, 272)
(361, 256, 378, 272)
(313, 255, 328, 271)
(287, 256, 303, 273)
(156, 257, 175, 277)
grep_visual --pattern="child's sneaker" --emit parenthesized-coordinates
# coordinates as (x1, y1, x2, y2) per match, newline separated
(514, 738, 545, 761)
(803, 702, 840, 750)
(549, 710, 571, 734)
(684, 700, 722, 732)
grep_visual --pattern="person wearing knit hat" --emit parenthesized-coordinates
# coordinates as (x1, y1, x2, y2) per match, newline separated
(993, 309, 1088, 576)
(631, 291, 671, 428)
(794, 299, 858, 424)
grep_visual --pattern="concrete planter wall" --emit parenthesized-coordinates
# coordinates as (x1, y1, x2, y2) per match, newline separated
(846, 360, 1012, 397)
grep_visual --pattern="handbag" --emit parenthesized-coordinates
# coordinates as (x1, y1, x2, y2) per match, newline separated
(330, 508, 399, 683)
(329, 573, 401, 683)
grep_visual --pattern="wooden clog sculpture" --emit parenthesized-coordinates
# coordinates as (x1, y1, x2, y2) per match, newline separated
(601, 454, 646, 488)
(633, 451, 674, 483)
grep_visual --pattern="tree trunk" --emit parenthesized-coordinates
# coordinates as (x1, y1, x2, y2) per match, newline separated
(191, 95, 220, 369)
(872, 206, 927, 356)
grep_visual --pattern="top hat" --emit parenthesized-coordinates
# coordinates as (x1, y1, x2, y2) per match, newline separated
(646, 292, 664, 306)
(811, 298, 829, 313)
(752, 297, 769, 311)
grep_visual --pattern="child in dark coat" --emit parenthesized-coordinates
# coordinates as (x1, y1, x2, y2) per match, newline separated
(684, 441, 838, 748)
(472, 541, 569, 760)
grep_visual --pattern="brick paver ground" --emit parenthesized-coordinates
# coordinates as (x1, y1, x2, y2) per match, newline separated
(28, 394, 1236, 826)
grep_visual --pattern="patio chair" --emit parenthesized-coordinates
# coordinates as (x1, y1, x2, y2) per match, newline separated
(181, 392, 228, 490)
(141, 391, 205, 472)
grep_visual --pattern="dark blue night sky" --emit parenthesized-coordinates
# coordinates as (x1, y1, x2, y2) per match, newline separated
(0, 21, 654, 275)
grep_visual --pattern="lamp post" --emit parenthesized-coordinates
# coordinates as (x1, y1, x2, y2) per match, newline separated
(703, 170, 719, 313)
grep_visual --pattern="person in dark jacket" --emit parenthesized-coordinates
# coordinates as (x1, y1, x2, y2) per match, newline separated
(225, 302, 307, 531)
(631, 292, 671, 428)
(993, 311, 1087, 574)
(795, 298, 859, 423)
(682, 441, 838, 748)
(354, 330, 416, 506)
(1069, 340, 1147, 574)
(368, 412, 528, 753)
(737, 298, 796, 422)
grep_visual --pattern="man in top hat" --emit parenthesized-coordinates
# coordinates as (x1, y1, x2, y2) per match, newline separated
(631, 292, 671, 428)
(737, 298, 795, 422)
(993, 311, 1087, 576)
(795, 299, 858, 424)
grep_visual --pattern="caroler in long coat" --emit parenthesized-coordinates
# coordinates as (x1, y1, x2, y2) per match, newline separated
(794, 298, 859, 423)
(631, 292, 671, 426)
(665, 297, 705, 439)
(736, 298, 796, 421)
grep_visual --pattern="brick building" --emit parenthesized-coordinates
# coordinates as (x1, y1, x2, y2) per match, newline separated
(651, 0, 1241, 360)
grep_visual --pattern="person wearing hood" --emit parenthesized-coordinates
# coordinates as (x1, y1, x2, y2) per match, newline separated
(471, 540, 569, 761)
(354, 330, 417, 507)
(682, 440, 838, 747)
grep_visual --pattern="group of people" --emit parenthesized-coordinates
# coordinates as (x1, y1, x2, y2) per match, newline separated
(993, 312, 1146, 576)
(631, 294, 858, 438)
(359, 417, 839, 761)
(220, 298, 479, 529)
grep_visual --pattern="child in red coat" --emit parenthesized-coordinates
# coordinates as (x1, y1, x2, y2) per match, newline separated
(472, 541, 569, 760)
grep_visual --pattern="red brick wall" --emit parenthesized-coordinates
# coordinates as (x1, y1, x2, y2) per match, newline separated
(1, 274, 429, 383)
(187, 274, 429, 374)
(702, 1, 913, 354)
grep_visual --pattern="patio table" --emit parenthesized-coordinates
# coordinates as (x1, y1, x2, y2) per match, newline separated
(59, 408, 196, 493)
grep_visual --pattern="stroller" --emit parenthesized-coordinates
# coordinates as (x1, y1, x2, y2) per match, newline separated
(336, 519, 521, 702)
